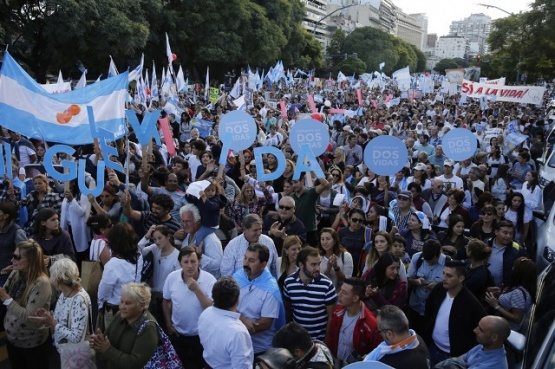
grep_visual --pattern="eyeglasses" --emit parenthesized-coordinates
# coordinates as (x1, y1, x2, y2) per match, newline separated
(350, 218, 365, 223)
(279, 205, 293, 210)
(332, 174, 340, 178)
(11, 254, 22, 261)
(481, 212, 493, 216)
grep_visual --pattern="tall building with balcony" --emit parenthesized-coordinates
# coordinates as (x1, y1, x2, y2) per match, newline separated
(409, 13, 428, 50)
(300, 0, 329, 48)
(395, 9, 424, 50)
(449, 13, 491, 55)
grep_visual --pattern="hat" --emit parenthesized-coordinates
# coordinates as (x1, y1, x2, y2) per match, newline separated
(343, 125, 353, 133)
(249, 160, 256, 166)
(413, 163, 427, 171)
(398, 191, 413, 200)
(444, 159, 455, 167)
(257, 348, 296, 369)
(414, 211, 431, 230)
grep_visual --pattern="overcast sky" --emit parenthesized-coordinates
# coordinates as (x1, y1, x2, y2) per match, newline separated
(391, 0, 533, 36)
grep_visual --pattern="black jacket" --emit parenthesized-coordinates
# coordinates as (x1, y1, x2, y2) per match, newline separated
(486, 237, 524, 287)
(424, 284, 486, 357)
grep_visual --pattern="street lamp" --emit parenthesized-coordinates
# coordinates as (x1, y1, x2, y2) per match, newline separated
(476, 3, 512, 15)
(476, 3, 524, 84)
(312, 1, 360, 36)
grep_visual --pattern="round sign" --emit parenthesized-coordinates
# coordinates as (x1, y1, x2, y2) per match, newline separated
(364, 136, 408, 176)
(289, 119, 330, 156)
(218, 110, 257, 151)
(442, 128, 478, 161)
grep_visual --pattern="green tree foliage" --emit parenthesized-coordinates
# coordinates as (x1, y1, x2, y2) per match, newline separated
(335, 57, 366, 76)
(1, 0, 158, 82)
(0, 0, 321, 82)
(327, 29, 347, 65)
(433, 58, 465, 75)
(339, 27, 425, 74)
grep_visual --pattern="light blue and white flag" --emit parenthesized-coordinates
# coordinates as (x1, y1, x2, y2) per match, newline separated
(57, 70, 64, 84)
(128, 53, 144, 83)
(74, 70, 87, 90)
(0, 52, 128, 145)
(230, 77, 241, 99)
(151, 62, 159, 101)
(108, 56, 119, 78)
(176, 65, 186, 93)
(337, 71, 347, 83)
(204, 66, 210, 101)
(379, 62, 385, 70)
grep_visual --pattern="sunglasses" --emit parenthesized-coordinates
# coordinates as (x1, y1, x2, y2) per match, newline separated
(11, 254, 22, 261)
(350, 218, 365, 223)
(279, 205, 293, 210)
(398, 197, 410, 201)
(481, 212, 493, 216)
(332, 174, 340, 177)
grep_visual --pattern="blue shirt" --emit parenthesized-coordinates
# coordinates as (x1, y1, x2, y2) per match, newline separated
(463, 344, 508, 369)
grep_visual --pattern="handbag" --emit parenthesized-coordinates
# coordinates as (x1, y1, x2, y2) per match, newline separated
(60, 294, 96, 369)
(81, 242, 104, 300)
(138, 319, 184, 369)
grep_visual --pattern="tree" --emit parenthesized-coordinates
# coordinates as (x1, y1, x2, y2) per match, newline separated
(327, 29, 346, 65)
(335, 57, 366, 76)
(433, 58, 462, 75)
(1, 0, 158, 82)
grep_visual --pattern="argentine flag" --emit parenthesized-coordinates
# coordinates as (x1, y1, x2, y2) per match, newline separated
(0, 52, 128, 145)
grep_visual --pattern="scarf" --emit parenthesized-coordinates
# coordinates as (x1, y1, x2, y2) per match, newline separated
(233, 268, 286, 331)
(365, 329, 419, 361)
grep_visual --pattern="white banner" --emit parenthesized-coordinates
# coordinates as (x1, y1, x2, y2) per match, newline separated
(40, 82, 72, 94)
(484, 77, 506, 85)
(461, 80, 545, 105)
(445, 68, 465, 85)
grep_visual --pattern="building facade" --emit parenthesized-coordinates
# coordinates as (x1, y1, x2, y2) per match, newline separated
(435, 35, 467, 59)
(449, 13, 491, 55)
(395, 9, 424, 50)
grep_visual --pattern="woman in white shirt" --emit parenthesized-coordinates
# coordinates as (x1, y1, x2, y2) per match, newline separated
(97, 223, 142, 329)
(60, 180, 91, 265)
(519, 171, 543, 218)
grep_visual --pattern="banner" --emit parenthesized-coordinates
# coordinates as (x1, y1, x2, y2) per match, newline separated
(209, 87, 219, 103)
(484, 77, 506, 85)
(461, 80, 545, 105)
(445, 68, 465, 85)
(0, 52, 128, 145)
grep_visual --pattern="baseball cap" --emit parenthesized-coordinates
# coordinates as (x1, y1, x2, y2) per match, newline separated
(343, 125, 353, 133)
(398, 191, 413, 200)
(413, 163, 427, 171)
(444, 159, 455, 167)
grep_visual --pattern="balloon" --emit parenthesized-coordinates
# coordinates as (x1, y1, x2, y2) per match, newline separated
(171, 53, 177, 61)
(311, 113, 322, 122)
(146, 87, 151, 95)
(327, 143, 333, 151)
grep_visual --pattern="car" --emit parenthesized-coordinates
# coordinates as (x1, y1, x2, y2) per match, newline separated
(534, 181, 555, 272)
(537, 145, 555, 188)
(508, 260, 555, 369)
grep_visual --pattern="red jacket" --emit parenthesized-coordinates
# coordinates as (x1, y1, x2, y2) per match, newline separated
(326, 302, 383, 357)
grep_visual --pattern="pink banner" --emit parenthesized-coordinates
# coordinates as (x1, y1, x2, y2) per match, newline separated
(159, 117, 176, 157)
(357, 89, 363, 106)
(371, 100, 378, 109)
(384, 94, 392, 103)
(328, 109, 346, 114)
(279, 100, 287, 117)
(308, 94, 317, 113)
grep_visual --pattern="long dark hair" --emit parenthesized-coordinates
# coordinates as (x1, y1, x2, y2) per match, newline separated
(493, 163, 510, 185)
(108, 223, 139, 264)
(526, 171, 540, 193)
(506, 192, 525, 232)
(368, 252, 400, 289)
(33, 208, 61, 239)
(508, 257, 537, 304)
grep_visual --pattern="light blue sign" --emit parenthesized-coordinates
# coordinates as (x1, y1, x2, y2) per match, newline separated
(442, 128, 478, 161)
(254, 146, 286, 182)
(289, 119, 330, 156)
(364, 136, 407, 176)
(218, 110, 257, 164)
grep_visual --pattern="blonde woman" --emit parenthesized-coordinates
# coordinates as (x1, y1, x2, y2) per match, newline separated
(232, 183, 266, 230)
(0, 240, 52, 369)
(276, 235, 302, 291)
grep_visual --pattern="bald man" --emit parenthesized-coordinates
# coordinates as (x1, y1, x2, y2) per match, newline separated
(461, 315, 511, 369)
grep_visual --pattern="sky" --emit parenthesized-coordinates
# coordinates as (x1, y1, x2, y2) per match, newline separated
(390, 0, 534, 36)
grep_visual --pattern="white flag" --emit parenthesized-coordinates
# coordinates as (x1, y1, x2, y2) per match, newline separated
(74, 70, 87, 90)
(165, 33, 175, 75)
(108, 56, 119, 78)
(128, 53, 144, 83)
(176, 65, 186, 93)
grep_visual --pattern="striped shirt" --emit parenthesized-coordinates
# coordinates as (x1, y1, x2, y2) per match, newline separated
(283, 270, 337, 340)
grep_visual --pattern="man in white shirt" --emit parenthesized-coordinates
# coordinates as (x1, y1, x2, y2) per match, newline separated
(198, 277, 254, 369)
(163, 246, 215, 369)
(220, 214, 278, 278)
(234, 244, 284, 355)
(436, 159, 463, 190)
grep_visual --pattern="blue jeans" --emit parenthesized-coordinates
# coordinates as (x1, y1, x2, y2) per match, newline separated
(429, 341, 451, 367)
(194, 226, 216, 248)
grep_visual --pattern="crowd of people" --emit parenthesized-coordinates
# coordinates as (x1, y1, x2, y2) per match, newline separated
(0, 78, 550, 369)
